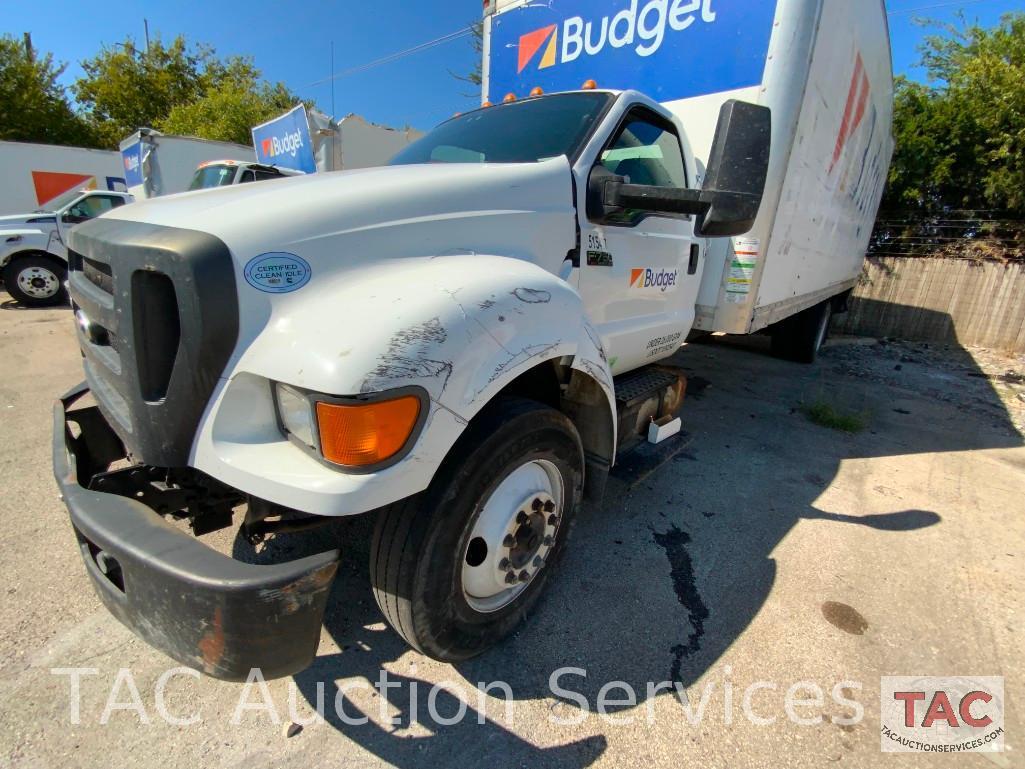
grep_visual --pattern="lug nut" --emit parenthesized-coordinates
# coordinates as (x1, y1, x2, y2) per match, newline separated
(518, 570, 530, 583)
(533, 556, 545, 568)
(505, 572, 518, 584)
(543, 535, 553, 546)
(543, 500, 556, 513)
(516, 511, 528, 524)
(547, 514, 559, 526)
(503, 534, 515, 547)
(498, 558, 510, 570)
(532, 498, 543, 511)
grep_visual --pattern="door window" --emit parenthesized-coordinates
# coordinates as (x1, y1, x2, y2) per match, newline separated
(63, 195, 125, 224)
(599, 112, 687, 189)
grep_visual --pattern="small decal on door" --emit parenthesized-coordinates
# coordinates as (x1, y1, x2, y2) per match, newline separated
(587, 250, 613, 267)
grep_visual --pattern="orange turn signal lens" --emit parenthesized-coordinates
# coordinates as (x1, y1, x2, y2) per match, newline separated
(316, 395, 421, 467)
(529, 86, 544, 97)
(581, 79, 597, 90)
(503, 92, 517, 102)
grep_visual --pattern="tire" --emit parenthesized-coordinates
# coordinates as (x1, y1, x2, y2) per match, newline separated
(770, 300, 832, 364)
(370, 396, 584, 661)
(2, 254, 68, 307)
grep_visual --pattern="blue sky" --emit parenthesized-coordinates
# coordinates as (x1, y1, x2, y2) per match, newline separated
(3, 0, 1021, 132)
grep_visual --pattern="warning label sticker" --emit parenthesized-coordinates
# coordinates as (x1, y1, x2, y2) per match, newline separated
(725, 237, 760, 305)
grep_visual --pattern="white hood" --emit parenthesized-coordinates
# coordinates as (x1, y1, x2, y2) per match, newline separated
(100, 158, 576, 268)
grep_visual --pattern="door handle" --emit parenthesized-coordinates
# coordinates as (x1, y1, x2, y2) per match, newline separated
(688, 244, 700, 275)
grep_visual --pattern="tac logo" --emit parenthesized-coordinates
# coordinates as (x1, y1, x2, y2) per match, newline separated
(631, 268, 678, 292)
(123, 154, 139, 172)
(880, 676, 1004, 754)
(518, 25, 559, 73)
(830, 52, 871, 174)
(260, 138, 273, 157)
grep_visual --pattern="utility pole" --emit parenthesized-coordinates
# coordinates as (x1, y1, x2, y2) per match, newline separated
(144, 19, 150, 53)
(331, 41, 336, 118)
(23, 32, 33, 61)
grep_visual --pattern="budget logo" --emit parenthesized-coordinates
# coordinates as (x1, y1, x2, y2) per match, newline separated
(631, 268, 678, 292)
(517, 25, 558, 73)
(880, 676, 1004, 754)
(261, 129, 305, 159)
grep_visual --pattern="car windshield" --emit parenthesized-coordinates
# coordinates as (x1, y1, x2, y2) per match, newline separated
(390, 92, 613, 166)
(189, 165, 238, 190)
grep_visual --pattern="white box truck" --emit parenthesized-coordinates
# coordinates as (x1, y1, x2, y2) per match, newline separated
(119, 129, 254, 199)
(53, 0, 892, 679)
(0, 140, 125, 216)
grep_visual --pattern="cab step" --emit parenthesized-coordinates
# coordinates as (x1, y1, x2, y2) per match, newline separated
(613, 364, 687, 455)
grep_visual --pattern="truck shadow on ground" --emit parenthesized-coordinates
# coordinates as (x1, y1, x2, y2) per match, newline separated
(240, 306, 1021, 768)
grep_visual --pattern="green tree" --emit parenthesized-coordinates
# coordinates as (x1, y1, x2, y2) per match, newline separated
(450, 21, 483, 94)
(159, 69, 302, 146)
(74, 35, 304, 148)
(74, 36, 212, 148)
(884, 13, 1025, 216)
(0, 34, 95, 146)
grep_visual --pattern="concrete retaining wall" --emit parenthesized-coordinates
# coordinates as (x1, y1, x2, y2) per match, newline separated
(835, 256, 1025, 353)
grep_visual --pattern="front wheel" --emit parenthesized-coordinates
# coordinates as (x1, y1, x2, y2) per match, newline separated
(370, 397, 584, 661)
(2, 254, 68, 307)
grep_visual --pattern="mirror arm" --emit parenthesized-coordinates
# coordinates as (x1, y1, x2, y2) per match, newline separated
(603, 180, 711, 217)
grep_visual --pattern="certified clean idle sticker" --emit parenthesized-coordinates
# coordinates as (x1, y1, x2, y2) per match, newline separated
(244, 252, 312, 294)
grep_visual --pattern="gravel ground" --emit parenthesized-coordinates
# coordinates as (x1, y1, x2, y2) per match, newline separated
(0, 295, 1022, 769)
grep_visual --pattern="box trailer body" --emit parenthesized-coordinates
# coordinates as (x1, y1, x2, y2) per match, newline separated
(52, 0, 893, 677)
(119, 131, 254, 199)
(484, 0, 895, 335)
(0, 140, 126, 216)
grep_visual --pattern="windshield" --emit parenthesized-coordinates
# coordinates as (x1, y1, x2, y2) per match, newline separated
(188, 165, 238, 190)
(390, 92, 613, 166)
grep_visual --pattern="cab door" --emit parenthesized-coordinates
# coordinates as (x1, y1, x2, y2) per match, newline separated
(576, 107, 702, 375)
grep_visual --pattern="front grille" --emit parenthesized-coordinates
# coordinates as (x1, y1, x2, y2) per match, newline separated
(67, 218, 239, 467)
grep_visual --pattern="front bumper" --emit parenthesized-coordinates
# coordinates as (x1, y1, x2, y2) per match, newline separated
(52, 383, 340, 681)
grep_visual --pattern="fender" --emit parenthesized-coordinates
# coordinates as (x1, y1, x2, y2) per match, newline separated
(193, 254, 616, 516)
(0, 230, 56, 270)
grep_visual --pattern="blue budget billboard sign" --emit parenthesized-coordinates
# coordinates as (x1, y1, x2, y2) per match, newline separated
(121, 141, 143, 188)
(252, 104, 316, 174)
(487, 0, 778, 104)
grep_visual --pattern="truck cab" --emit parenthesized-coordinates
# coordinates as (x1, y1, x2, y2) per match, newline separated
(0, 189, 133, 307)
(188, 160, 305, 190)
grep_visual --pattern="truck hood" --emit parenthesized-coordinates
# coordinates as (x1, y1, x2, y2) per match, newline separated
(99, 158, 576, 269)
(0, 213, 55, 232)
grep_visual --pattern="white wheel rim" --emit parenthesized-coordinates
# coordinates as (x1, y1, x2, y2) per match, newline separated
(461, 459, 564, 614)
(16, 266, 60, 299)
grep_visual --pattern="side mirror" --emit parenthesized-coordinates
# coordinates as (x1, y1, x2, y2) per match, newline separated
(596, 100, 771, 238)
(698, 100, 771, 237)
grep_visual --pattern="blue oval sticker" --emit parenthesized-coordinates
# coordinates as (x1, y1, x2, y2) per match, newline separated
(244, 252, 312, 294)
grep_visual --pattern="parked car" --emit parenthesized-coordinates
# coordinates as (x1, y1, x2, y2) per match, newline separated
(0, 189, 133, 307)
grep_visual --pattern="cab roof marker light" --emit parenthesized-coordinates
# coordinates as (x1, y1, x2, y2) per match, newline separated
(581, 79, 598, 90)
(530, 87, 544, 97)
(503, 93, 517, 102)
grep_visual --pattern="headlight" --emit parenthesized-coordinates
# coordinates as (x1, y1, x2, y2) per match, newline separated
(275, 383, 316, 448)
(274, 383, 426, 470)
